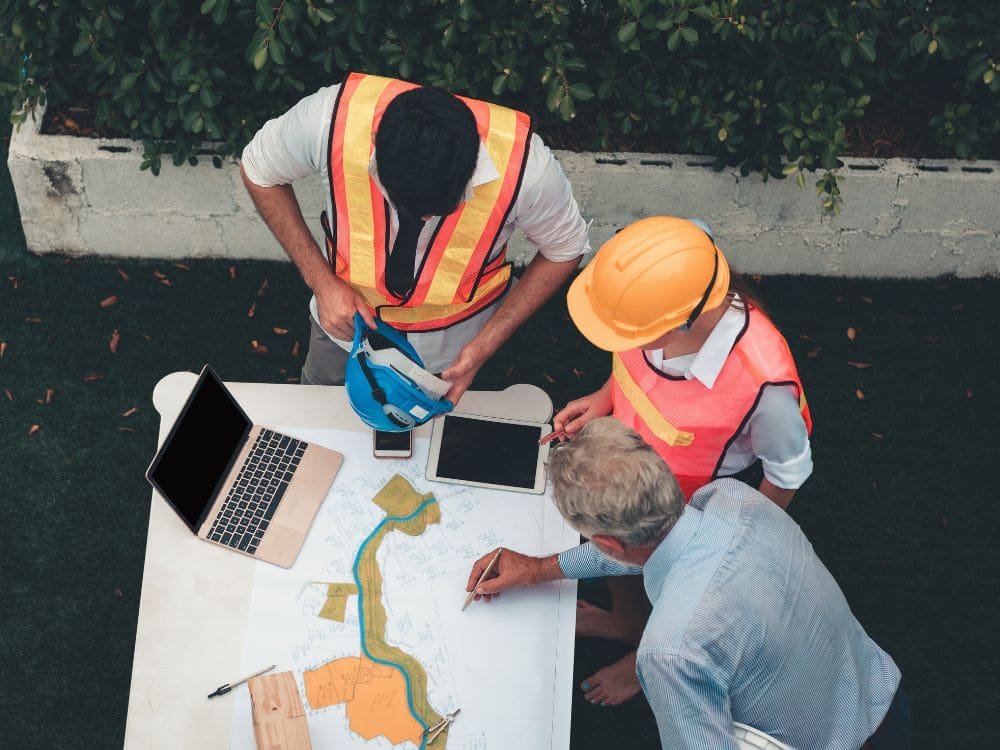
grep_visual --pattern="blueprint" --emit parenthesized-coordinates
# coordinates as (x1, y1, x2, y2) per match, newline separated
(230, 428, 578, 750)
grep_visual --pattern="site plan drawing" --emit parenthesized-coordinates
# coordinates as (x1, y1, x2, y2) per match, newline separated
(230, 428, 578, 750)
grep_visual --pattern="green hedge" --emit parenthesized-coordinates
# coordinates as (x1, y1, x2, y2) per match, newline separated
(1, 0, 999, 210)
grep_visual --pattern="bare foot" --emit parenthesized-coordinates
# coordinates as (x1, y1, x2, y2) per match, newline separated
(580, 651, 640, 707)
(576, 600, 626, 640)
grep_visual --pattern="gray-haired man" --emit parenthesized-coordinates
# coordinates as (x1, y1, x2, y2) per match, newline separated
(465, 418, 910, 750)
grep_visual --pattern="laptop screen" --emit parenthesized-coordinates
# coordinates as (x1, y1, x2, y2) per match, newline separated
(147, 368, 251, 530)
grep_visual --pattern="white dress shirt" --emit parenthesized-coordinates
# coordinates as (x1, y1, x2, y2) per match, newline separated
(644, 301, 813, 489)
(241, 83, 590, 372)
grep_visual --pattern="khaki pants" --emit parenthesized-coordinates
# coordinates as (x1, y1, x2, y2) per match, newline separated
(300, 317, 350, 385)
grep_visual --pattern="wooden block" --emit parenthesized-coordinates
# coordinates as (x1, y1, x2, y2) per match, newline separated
(248, 671, 313, 750)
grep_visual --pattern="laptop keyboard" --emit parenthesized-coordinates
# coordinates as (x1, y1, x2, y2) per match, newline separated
(207, 429, 306, 556)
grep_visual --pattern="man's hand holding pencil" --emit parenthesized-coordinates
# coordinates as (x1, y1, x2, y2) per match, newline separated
(463, 548, 563, 606)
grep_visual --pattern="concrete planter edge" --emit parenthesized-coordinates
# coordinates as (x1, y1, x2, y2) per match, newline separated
(8, 107, 1000, 277)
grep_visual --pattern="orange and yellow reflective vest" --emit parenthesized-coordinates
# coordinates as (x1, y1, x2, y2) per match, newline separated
(610, 306, 813, 499)
(320, 72, 532, 332)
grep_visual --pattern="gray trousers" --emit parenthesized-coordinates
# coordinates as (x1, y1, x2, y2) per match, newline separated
(300, 317, 350, 385)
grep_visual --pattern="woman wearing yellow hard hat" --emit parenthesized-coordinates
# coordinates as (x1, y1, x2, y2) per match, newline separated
(555, 216, 813, 706)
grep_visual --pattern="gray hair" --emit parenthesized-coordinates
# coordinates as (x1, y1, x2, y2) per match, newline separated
(547, 417, 684, 547)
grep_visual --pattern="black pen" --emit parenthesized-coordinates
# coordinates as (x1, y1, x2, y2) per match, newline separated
(207, 664, 276, 699)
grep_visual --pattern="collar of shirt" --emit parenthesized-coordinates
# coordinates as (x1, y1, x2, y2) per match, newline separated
(642, 505, 704, 604)
(646, 299, 746, 389)
(366, 141, 500, 208)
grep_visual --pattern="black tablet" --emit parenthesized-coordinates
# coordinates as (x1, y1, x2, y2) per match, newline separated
(426, 413, 552, 494)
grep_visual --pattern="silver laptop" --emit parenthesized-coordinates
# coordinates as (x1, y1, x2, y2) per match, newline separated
(146, 365, 343, 568)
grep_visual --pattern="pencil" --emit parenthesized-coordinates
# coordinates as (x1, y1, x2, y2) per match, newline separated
(462, 549, 503, 611)
(538, 427, 566, 445)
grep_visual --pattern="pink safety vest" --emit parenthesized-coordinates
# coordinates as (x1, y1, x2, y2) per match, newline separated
(610, 306, 812, 499)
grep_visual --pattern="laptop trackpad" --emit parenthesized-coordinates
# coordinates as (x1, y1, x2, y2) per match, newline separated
(255, 523, 303, 569)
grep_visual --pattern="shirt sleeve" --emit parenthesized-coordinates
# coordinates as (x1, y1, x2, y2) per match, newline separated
(557, 541, 643, 579)
(240, 84, 340, 187)
(510, 133, 590, 262)
(748, 385, 813, 489)
(636, 652, 740, 750)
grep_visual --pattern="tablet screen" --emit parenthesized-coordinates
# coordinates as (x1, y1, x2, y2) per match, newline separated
(435, 415, 545, 490)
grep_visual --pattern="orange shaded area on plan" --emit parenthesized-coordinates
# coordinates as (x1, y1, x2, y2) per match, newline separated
(303, 655, 423, 746)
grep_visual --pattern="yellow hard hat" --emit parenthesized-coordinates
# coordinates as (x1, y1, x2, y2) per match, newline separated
(567, 216, 731, 352)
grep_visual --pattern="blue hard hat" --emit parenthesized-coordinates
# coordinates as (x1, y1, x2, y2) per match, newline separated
(345, 314, 454, 431)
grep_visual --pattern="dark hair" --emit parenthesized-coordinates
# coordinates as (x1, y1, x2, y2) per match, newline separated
(728, 270, 767, 315)
(374, 86, 479, 217)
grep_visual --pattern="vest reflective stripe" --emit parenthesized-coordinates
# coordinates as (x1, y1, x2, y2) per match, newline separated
(611, 355, 695, 447)
(326, 72, 531, 332)
(610, 307, 812, 499)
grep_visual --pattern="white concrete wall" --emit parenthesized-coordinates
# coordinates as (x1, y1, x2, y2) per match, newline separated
(8, 110, 1000, 277)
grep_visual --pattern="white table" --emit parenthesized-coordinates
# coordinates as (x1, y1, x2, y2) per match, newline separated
(124, 372, 567, 749)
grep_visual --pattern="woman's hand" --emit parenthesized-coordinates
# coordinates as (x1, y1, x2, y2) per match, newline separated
(553, 379, 614, 439)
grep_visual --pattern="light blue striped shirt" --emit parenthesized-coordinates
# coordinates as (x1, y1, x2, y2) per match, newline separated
(559, 479, 900, 750)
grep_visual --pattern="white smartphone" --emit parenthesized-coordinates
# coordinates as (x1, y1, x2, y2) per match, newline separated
(373, 429, 413, 459)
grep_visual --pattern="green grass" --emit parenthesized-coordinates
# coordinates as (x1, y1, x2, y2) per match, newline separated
(2, 107, 998, 750)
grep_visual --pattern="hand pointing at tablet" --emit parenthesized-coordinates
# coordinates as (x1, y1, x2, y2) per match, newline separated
(464, 548, 563, 604)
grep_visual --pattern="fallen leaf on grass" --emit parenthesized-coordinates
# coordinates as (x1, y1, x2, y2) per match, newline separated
(250, 340, 268, 354)
(923, 335, 940, 344)
(45, 388, 53, 403)
(122, 407, 138, 417)
(291, 341, 300, 358)
(0, 341, 6, 357)
(25, 316, 42, 324)
(505, 366, 514, 376)
(572, 368, 584, 378)
(157, 276, 173, 287)
(542, 372, 555, 383)
(84, 372, 104, 382)
(799, 334, 813, 341)
(247, 302, 257, 318)
(871, 432, 883, 439)
(228, 266, 237, 280)
(272, 327, 289, 335)
(808, 347, 822, 359)
(5, 389, 12, 401)
(257, 278, 269, 297)
(63, 117, 79, 131)
(846, 327, 856, 340)
(100, 295, 118, 308)
(286, 377, 300, 383)
(862, 296, 872, 304)
(109, 329, 121, 353)
(173, 262, 191, 271)
(856, 389, 866, 400)
(117, 268, 130, 281)
(118, 426, 136, 433)
(965, 388, 973, 399)
(751, 274, 763, 283)
(28, 424, 40, 436)
(9, 275, 18, 289)
(847, 361, 872, 369)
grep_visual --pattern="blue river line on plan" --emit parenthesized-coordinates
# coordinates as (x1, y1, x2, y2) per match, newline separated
(351, 497, 439, 749)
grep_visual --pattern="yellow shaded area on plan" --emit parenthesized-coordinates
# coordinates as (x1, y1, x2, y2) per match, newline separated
(303, 655, 424, 746)
(372, 473, 437, 516)
(317, 583, 358, 623)
(306, 474, 447, 747)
